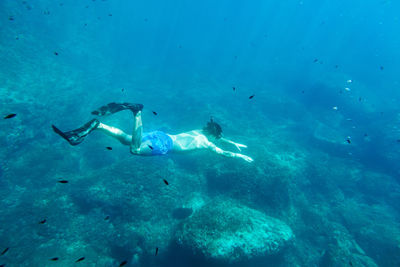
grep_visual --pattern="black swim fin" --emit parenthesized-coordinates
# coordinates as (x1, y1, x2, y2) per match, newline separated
(52, 119, 99, 146)
(91, 102, 143, 116)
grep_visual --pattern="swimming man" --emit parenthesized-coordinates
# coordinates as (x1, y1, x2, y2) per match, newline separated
(52, 102, 253, 163)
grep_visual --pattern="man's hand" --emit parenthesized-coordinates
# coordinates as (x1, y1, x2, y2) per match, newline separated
(208, 142, 253, 162)
(237, 154, 254, 163)
(234, 142, 247, 152)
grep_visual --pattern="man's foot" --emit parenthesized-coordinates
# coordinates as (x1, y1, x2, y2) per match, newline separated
(52, 119, 100, 146)
(91, 102, 143, 116)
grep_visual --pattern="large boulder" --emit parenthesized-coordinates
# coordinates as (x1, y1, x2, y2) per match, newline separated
(175, 199, 293, 262)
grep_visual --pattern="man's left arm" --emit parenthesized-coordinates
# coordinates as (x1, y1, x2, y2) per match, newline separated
(219, 137, 248, 152)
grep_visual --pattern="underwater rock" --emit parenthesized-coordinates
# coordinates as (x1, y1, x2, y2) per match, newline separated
(175, 199, 293, 262)
(319, 225, 378, 267)
(172, 207, 193, 219)
(313, 121, 347, 145)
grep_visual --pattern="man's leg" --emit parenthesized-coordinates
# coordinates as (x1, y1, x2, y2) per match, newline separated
(93, 111, 142, 152)
(91, 102, 143, 116)
(96, 123, 132, 145)
(53, 102, 143, 147)
(130, 111, 142, 154)
(92, 103, 143, 153)
(52, 119, 100, 146)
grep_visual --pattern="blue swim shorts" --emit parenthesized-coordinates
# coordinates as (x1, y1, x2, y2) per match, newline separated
(142, 131, 173, 155)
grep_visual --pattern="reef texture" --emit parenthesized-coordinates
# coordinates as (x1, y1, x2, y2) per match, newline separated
(175, 199, 293, 262)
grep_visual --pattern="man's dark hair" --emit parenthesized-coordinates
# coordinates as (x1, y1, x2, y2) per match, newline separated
(203, 117, 223, 139)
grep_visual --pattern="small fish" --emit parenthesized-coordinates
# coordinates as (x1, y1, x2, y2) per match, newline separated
(301, 90, 304, 94)
(106, 146, 112, 150)
(54, 52, 58, 56)
(84, 23, 87, 26)
(335, 65, 339, 68)
(75, 257, 85, 262)
(155, 247, 158, 256)
(346, 139, 351, 144)
(58, 180, 68, 183)
(232, 87, 236, 91)
(313, 58, 318, 63)
(1, 247, 9, 256)
(0, 264, 5, 267)
(104, 215, 110, 220)
(152, 111, 157, 115)
(121, 88, 124, 92)
(380, 66, 384, 70)
(344, 87, 350, 91)
(396, 139, 400, 143)
(50, 257, 59, 261)
(364, 133, 368, 137)
(4, 114, 16, 119)
(332, 106, 338, 110)
(347, 79, 352, 83)
(108, 13, 112, 16)
(9, 16, 14, 21)
(249, 94, 255, 99)
(163, 179, 169, 185)
(39, 219, 46, 224)
(349, 261, 353, 266)
(148, 145, 153, 150)
(358, 97, 362, 102)
(119, 260, 127, 266)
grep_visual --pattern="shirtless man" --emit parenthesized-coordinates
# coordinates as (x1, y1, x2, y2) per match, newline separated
(52, 102, 253, 163)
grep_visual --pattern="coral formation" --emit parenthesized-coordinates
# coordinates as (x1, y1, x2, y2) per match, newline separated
(175, 198, 293, 262)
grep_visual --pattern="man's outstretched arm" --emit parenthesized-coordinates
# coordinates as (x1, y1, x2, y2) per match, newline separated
(207, 142, 253, 163)
(219, 137, 248, 152)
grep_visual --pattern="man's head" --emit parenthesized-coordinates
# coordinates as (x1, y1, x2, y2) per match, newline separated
(203, 117, 223, 140)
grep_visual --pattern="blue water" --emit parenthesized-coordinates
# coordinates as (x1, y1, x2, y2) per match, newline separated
(1, 0, 400, 266)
